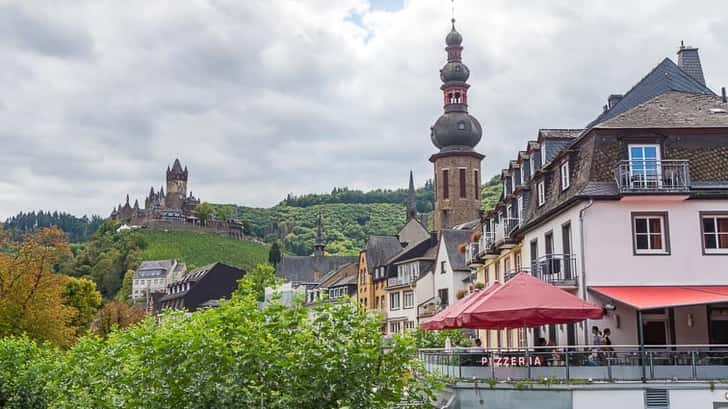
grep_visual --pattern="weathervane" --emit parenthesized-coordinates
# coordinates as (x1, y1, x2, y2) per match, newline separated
(451, 0, 456, 25)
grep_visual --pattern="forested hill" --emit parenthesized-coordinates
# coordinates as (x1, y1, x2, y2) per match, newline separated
(212, 175, 502, 257)
(3, 211, 104, 242)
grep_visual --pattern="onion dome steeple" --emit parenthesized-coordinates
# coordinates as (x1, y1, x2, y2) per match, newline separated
(430, 18, 483, 152)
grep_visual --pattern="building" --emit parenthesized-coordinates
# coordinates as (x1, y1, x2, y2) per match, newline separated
(276, 214, 357, 286)
(429, 19, 484, 231)
(304, 262, 358, 305)
(384, 233, 438, 334)
(468, 42, 728, 348)
(357, 235, 405, 319)
(159, 262, 245, 311)
(112, 159, 201, 224)
(132, 259, 186, 300)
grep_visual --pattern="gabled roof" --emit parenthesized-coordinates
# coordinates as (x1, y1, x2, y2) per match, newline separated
(440, 229, 473, 271)
(276, 255, 358, 284)
(587, 58, 715, 128)
(387, 235, 437, 265)
(597, 91, 728, 129)
(364, 235, 403, 269)
(537, 129, 582, 140)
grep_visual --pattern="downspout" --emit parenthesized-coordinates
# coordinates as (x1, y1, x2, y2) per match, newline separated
(579, 199, 594, 345)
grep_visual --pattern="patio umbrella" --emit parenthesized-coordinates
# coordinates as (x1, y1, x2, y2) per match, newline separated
(457, 272, 604, 329)
(419, 283, 501, 331)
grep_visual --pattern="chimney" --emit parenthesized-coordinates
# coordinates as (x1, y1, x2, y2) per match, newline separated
(677, 41, 707, 86)
(608, 94, 624, 110)
(722, 87, 727, 103)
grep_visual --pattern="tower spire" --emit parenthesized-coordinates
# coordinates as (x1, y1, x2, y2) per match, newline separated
(406, 171, 417, 222)
(313, 212, 325, 257)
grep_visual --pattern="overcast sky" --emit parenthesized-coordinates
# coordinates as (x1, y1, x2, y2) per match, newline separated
(1, 0, 727, 219)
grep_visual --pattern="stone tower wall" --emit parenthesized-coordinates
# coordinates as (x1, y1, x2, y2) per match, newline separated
(166, 177, 187, 209)
(433, 154, 482, 231)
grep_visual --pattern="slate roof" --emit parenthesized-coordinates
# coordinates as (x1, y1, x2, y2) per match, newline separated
(365, 235, 403, 269)
(331, 274, 357, 287)
(387, 235, 437, 265)
(276, 255, 357, 284)
(538, 129, 583, 140)
(173, 262, 218, 284)
(440, 229, 473, 271)
(587, 58, 715, 128)
(134, 259, 177, 279)
(597, 91, 728, 129)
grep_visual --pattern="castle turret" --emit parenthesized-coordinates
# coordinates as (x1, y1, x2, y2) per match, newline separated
(165, 158, 187, 209)
(430, 18, 484, 231)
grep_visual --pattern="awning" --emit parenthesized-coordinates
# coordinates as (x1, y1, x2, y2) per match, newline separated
(590, 286, 728, 310)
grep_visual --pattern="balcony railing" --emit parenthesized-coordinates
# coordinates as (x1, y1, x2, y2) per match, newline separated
(531, 254, 578, 286)
(495, 218, 520, 243)
(387, 276, 416, 288)
(418, 345, 728, 382)
(614, 159, 690, 193)
(465, 242, 480, 265)
(418, 302, 440, 319)
(478, 231, 496, 254)
(503, 267, 529, 282)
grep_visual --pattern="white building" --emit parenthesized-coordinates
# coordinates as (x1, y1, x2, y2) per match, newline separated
(132, 259, 186, 300)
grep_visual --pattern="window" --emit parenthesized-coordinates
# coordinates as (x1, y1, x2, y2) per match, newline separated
(390, 292, 400, 310)
(438, 288, 449, 306)
(474, 170, 480, 199)
(560, 161, 570, 190)
(503, 257, 511, 274)
(403, 291, 414, 309)
(517, 196, 523, 219)
(702, 213, 728, 254)
(459, 168, 467, 198)
(440, 261, 446, 274)
(442, 169, 450, 199)
(537, 181, 545, 206)
(494, 260, 500, 281)
(484, 265, 490, 285)
(632, 213, 670, 254)
(628, 144, 661, 189)
(405, 321, 416, 330)
(530, 239, 538, 268)
(390, 322, 401, 334)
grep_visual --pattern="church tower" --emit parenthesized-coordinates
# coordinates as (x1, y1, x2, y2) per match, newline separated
(430, 18, 484, 231)
(165, 158, 188, 209)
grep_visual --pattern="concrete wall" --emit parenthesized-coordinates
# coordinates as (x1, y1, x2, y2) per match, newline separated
(450, 383, 728, 409)
(584, 199, 728, 286)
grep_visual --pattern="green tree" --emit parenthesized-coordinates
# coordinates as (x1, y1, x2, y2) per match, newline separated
(62, 277, 102, 338)
(235, 263, 282, 302)
(116, 270, 135, 302)
(267, 241, 282, 266)
(193, 202, 215, 225)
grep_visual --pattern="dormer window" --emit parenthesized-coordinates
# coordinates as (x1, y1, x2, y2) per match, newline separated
(537, 181, 546, 206)
(560, 161, 570, 190)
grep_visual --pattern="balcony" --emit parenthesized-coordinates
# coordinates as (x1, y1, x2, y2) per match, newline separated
(531, 254, 578, 287)
(387, 276, 416, 289)
(465, 242, 480, 265)
(478, 231, 496, 255)
(418, 302, 440, 319)
(495, 218, 521, 244)
(614, 159, 690, 193)
(503, 267, 529, 282)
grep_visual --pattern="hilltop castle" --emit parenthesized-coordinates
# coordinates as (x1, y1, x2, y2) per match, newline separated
(111, 159, 201, 225)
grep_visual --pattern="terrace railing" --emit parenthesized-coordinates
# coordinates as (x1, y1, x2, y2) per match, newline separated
(614, 159, 690, 193)
(530, 254, 578, 286)
(465, 242, 480, 265)
(478, 231, 496, 254)
(418, 344, 728, 382)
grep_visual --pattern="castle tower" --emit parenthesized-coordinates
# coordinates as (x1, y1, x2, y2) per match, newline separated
(429, 18, 484, 231)
(165, 158, 188, 209)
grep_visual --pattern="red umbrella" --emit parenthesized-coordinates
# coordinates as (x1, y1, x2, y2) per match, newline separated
(420, 283, 501, 330)
(458, 272, 603, 329)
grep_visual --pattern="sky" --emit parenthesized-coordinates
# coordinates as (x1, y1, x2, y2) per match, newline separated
(1, 0, 727, 219)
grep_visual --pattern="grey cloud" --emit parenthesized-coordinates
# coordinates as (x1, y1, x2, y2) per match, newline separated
(1, 0, 728, 219)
